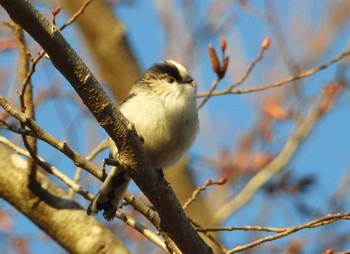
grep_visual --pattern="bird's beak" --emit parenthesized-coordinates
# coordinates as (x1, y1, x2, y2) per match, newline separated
(183, 75, 195, 84)
(183, 75, 196, 89)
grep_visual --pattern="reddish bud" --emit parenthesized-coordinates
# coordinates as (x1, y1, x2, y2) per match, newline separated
(323, 83, 343, 97)
(263, 98, 292, 120)
(217, 178, 227, 185)
(220, 56, 229, 78)
(205, 179, 213, 186)
(320, 82, 343, 113)
(52, 5, 61, 17)
(221, 38, 227, 53)
(261, 36, 271, 51)
(208, 44, 221, 75)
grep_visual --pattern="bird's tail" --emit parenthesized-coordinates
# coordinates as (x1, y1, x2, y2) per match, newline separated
(87, 166, 130, 220)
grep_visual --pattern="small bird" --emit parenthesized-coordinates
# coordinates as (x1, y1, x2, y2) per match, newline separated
(87, 60, 199, 220)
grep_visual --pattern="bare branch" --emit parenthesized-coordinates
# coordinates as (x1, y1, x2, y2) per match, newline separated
(1, 102, 170, 248)
(60, 0, 94, 31)
(197, 225, 284, 233)
(197, 47, 350, 98)
(227, 212, 350, 253)
(116, 211, 173, 254)
(0, 95, 103, 179)
(0, 136, 93, 200)
(229, 36, 271, 90)
(183, 178, 227, 210)
(189, 218, 228, 253)
(197, 77, 220, 110)
(196, 36, 270, 107)
(0, 1, 211, 252)
(0, 119, 35, 136)
(122, 193, 181, 253)
(0, 145, 131, 253)
(5, 21, 38, 176)
(0, 136, 173, 252)
(69, 138, 108, 198)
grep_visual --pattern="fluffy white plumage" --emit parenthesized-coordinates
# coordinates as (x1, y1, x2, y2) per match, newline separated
(87, 60, 199, 220)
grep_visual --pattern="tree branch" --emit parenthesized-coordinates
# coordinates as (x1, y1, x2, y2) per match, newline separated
(0, 136, 173, 252)
(0, 1, 211, 253)
(197, 46, 350, 97)
(0, 95, 103, 179)
(0, 145, 130, 254)
(226, 212, 350, 253)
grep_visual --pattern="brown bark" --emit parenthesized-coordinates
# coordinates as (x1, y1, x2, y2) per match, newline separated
(0, 145, 130, 254)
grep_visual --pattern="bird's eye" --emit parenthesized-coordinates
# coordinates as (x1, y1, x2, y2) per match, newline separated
(167, 77, 175, 83)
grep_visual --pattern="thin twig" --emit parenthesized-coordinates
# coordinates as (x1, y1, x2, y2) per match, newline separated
(1, 101, 165, 236)
(0, 136, 93, 200)
(68, 138, 109, 198)
(124, 193, 161, 229)
(197, 77, 220, 110)
(20, 51, 45, 91)
(123, 193, 180, 253)
(196, 225, 284, 233)
(197, 36, 270, 108)
(0, 95, 102, 179)
(0, 119, 35, 136)
(0, 136, 27, 154)
(226, 212, 350, 253)
(183, 178, 226, 210)
(116, 211, 172, 254)
(1, 119, 172, 251)
(2, 21, 47, 95)
(229, 38, 270, 90)
(5, 0, 96, 98)
(5, 21, 38, 177)
(189, 217, 228, 253)
(0, 135, 173, 252)
(60, 0, 95, 31)
(197, 47, 350, 98)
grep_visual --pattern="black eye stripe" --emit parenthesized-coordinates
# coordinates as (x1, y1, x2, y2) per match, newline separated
(147, 62, 183, 82)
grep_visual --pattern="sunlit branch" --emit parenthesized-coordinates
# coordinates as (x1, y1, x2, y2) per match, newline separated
(197, 47, 350, 98)
(226, 212, 350, 253)
(189, 217, 228, 253)
(0, 119, 35, 136)
(183, 178, 226, 210)
(0, 136, 172, 252)
(197, 225, 284, 233)
(60, 0, 95, 30)
(0, 95, 103, 179)
(0, 136, 93, 200)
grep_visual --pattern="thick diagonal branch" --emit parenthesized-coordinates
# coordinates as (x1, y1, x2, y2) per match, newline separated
(0, 145, 130, 254)
(0, 1, 211, 253)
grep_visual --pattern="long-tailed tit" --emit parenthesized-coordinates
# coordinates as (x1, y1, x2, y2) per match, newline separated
(87, 60, 199, 220)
